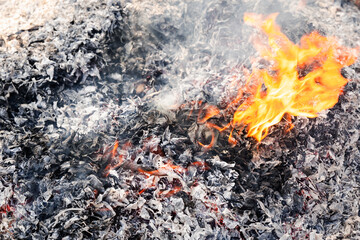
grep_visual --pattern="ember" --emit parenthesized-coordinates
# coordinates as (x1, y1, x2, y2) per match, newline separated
(198, 13, 358, 143)
(102, 138, 209, 198)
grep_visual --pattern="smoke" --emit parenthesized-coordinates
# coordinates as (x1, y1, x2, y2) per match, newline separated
(48, 0, 360, 141)
(117, 0, 327, 116)
(119, 0, 254, 110)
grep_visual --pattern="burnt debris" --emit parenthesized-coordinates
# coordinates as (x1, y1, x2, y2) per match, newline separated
(1, 0, 360, 239)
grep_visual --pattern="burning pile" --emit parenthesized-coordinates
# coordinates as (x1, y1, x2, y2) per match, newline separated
(197, 13, 358, 145)
(1, 0, 360, 239)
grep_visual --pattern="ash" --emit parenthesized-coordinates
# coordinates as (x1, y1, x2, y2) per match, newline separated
(1, 0, 360, 239)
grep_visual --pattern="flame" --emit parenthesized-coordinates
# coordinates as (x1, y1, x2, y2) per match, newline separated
(197, 13, 358, 144)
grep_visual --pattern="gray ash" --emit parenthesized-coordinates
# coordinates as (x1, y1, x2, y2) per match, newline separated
(1, 0, 360, 239)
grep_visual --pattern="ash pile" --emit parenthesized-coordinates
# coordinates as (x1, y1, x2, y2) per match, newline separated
(1, 0, 360, 239)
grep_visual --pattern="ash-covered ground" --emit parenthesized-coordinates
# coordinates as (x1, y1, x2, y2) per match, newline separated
(1, 0, 360, 239)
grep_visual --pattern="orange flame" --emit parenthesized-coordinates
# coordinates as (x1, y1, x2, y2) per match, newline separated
(198, 13, 358, 144)
(240, 13, 358, 141)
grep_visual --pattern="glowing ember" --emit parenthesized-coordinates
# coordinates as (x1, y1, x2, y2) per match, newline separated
(103, 140, 131, 177)
(102, 139, 209, 198)
(198, 12, 358, 143)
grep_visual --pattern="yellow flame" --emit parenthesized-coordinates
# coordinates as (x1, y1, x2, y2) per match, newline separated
(237, 13, 358, 141)
(198, 13, 358, 144)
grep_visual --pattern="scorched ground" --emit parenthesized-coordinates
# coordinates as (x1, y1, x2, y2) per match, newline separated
(1, 0, 360, 239)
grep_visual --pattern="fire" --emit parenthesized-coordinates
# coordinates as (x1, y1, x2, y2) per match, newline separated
(198, 13, 358, 143)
